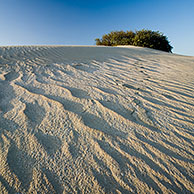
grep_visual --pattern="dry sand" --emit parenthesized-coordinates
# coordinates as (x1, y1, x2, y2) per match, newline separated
(0, 46, 194, 193)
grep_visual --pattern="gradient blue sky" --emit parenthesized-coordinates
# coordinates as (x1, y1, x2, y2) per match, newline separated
(0, 0, 194, 56)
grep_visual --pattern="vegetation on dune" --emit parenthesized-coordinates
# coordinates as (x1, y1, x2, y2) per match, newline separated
(95, 29, 173, 53)
(95, 30, 135, 46)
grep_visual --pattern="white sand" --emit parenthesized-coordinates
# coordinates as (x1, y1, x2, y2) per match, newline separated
(0, 45, 194, 193)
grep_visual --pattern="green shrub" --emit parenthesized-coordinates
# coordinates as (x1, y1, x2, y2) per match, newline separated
(133, 30, 173, 52)
(96, 31, 135, 46)
(95, 29, 173, 52)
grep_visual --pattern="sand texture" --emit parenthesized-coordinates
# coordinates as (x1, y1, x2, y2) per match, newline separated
(0, 46, 194, 193)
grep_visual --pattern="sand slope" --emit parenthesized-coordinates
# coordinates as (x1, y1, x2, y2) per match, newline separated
(0, 46, 194, 193)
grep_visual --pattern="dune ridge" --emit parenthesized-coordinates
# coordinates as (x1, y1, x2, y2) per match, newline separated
(0, 46, 194, 193)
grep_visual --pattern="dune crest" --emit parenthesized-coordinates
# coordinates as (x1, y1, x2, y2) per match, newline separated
(0, 46, 194, 193)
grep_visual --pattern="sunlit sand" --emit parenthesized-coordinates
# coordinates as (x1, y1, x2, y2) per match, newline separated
(0, 46, 194, 193)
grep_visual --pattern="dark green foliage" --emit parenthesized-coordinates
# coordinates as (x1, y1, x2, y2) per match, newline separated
(133, 30, 173, 52)
(95, 29, 173, 53)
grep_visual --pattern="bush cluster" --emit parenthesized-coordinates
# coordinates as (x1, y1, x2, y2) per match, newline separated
(95, 29, 173, 53)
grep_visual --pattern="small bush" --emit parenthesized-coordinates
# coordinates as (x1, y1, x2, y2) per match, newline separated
(95, 31, 135, 46)
(95, 29, 173, 53)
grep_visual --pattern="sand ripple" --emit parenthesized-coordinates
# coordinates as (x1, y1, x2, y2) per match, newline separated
(0, 46, 194, 193)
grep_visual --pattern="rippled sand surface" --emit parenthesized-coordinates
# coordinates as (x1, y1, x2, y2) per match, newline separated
(0, 46, 194, 193)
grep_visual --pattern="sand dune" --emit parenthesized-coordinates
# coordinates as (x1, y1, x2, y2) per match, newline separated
(0, 46, 194, 193)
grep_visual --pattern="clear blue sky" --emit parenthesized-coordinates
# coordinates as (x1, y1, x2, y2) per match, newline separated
(0, 0, 194, 56)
